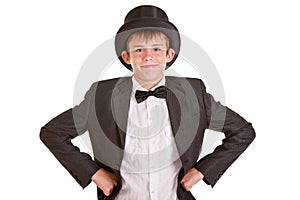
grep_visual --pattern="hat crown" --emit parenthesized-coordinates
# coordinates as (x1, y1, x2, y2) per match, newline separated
(124, 5, 169, 23)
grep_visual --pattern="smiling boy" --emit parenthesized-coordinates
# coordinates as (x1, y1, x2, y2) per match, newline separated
(122, 31, 175, 90)
(40, 5, 255, 200)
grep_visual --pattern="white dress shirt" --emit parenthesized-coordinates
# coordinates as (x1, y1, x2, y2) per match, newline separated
(115, 77, 182, 200)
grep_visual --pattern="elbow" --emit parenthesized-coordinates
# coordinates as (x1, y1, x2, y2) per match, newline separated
(39, 127, 46, 143)
(248, 122, 256, 141)
(251, 127, 256, 140)
(245, 126, 256, 146)
(239, 123, 256, 147)
(40, 126, 50, 146)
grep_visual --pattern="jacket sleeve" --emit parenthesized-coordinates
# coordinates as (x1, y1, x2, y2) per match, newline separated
(40, 83, 101, 188)
(193, 79, 256, 187)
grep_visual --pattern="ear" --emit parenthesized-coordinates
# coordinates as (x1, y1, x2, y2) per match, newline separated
(166, 48, 175, 63)
(121, 51, 131, 65)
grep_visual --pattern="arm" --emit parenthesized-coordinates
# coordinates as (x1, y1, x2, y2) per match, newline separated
(40, 83, 101, 188)
(190, 79, 255, 187)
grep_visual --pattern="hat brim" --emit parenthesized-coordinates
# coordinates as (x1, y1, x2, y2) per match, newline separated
(115, 19, 180, 70)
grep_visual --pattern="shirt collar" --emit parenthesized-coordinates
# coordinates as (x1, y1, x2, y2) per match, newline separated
(132, 76, 166, 93)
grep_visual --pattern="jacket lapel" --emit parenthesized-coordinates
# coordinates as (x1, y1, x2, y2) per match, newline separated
(111, 77, 132, 149)
(165, 77, 183, 138)
(165, 77, 200, 172)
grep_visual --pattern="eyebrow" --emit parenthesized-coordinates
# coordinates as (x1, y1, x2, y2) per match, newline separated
(131, 44, 165, 48)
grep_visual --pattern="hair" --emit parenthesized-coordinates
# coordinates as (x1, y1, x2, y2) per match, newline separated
(126, 30, 170, 51)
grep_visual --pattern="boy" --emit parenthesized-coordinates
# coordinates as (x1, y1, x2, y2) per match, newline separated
(40, 5, 255, 200)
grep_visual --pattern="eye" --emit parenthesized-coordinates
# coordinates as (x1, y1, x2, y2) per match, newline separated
(153, 48, 161, 52)
(135, 48, 142, 53)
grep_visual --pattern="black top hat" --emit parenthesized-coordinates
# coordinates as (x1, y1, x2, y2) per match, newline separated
(115, 5, 181, 70)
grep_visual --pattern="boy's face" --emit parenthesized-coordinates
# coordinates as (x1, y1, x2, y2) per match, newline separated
(121, 34, 175, 86)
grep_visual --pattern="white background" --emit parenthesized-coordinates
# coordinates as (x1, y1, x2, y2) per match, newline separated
(1, 0, 299, 199)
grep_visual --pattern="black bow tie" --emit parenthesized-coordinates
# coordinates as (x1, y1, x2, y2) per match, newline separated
(135, 86, 167, 103)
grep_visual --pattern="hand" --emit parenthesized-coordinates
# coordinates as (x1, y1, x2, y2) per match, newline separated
(91, 168, 118, 196)
(180, 168, 204, 191)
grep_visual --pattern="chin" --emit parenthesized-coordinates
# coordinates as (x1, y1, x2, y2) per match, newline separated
(134, 68, 164, 83)
(143, 75, 163, 83)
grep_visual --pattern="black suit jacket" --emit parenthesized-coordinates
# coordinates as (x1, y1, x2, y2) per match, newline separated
(40, 76, 255, 200)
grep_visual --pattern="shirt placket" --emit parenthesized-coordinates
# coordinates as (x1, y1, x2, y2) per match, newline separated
(148, 97, 159, 200)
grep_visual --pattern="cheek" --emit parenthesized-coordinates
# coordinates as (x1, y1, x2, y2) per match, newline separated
(157, 57, 167, 65)
(158, 53, 169, 62)
(130, 55, 142, 64)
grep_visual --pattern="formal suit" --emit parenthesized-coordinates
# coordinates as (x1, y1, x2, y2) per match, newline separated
(40, 76, 255, 200)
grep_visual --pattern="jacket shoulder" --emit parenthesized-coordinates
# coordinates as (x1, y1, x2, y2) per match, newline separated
(92, 77, 131, 89)
(166, 76, 206, 88)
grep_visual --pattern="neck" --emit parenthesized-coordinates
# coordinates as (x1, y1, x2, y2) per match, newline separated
(134, 76, 163, 91)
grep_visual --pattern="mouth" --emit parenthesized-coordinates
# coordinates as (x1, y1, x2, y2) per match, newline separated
(140, 64, 158, 68)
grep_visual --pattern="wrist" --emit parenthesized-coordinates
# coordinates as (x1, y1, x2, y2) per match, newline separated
(91, 168, 103, 181)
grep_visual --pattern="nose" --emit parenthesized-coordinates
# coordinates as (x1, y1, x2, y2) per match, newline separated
(143, 49, 153, 61)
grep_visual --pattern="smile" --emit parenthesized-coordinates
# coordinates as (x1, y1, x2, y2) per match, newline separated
(141, 65, 157, 68)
